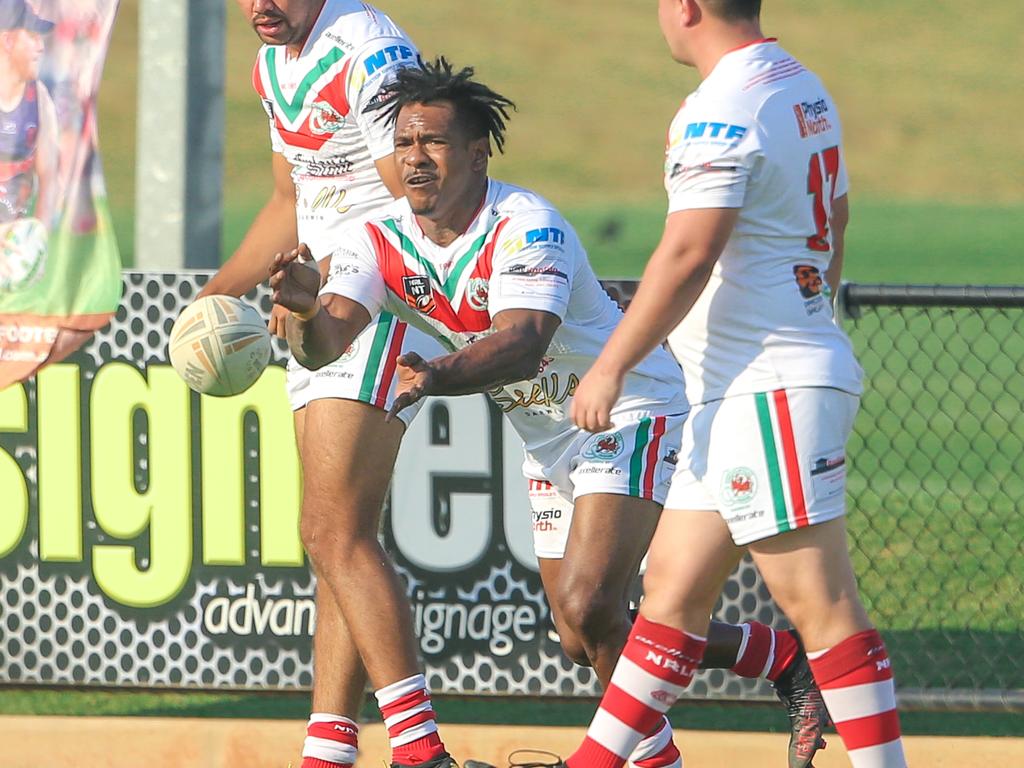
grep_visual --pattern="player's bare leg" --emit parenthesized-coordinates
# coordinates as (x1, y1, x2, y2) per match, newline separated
(300, 398, 451, 768)
(750, 519, 907, 767)
(294, 407, 369, 768)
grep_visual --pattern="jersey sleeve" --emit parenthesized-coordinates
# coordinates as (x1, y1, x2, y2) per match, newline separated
(488, 210, 574, 320)
(664, 99, 764, 213)
(251, 54, 285, 153)
(320, 224, 388, 319)
(346, 37, 420, 161)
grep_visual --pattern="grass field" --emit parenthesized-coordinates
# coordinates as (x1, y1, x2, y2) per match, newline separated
(97, 1, 1024, 278)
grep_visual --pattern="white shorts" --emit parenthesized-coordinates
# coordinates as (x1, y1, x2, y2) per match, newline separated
(664, 387, 859, 545)
(286, 312, 445, 427)
(527, 413, 685, 559)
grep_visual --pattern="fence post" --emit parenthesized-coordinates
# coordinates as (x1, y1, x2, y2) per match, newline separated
(134, 0, 224, 270)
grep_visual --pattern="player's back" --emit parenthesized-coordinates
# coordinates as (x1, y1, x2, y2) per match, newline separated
(250, 0, 417, 256)
(664, 40, 862, 403)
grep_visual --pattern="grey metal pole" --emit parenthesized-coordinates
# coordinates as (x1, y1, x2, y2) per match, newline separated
(134, 0, 224, 270)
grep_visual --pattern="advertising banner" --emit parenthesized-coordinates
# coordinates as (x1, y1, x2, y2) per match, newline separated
(0, 273, 778, 700)
(0, 0, 122, 388)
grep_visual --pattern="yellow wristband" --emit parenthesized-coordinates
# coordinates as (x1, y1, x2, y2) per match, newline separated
(291, 298, 321, 322)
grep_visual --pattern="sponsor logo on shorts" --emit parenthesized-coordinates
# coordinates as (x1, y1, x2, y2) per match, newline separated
(466, 277, 489, 312)
(576, 466, 623, 476)
(532, 508, 562, 532)
(664, 448, 679, 466)
(338, 338, 359, 364)
(582, 432, 625, 461)
(721, 466, 757, 508)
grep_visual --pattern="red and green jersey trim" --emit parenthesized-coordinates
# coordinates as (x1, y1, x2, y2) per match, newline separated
(754, 390, 810, 533)
(367, 216, 511, 335)
(253, 46, 354, 151)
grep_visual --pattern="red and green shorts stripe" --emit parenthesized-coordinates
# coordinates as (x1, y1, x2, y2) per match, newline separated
(357, 312, 407, 409)
(754, 389, 810, 533)
(627, 416, 669, 500)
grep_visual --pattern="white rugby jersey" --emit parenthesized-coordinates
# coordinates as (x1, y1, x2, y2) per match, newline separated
(251, 0, 417, 257)
(663, 39, 863, 403)
(321, 180, 688, 454)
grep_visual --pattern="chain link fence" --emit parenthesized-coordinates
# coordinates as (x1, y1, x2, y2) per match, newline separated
(839, 284, 1024, 710)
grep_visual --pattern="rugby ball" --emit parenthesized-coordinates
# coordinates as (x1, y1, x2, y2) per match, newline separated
(168, 295, 271, 397)
(0, 217, 48, 294)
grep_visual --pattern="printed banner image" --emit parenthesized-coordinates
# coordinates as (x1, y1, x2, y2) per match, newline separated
(0, 0, 122, 388)
(0, 273, 779, 700)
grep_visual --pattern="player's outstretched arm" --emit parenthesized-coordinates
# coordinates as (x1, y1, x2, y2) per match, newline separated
(386, 309, 561, 422)
(571, 207, 738, 432)
(200, 153, 298, 299)
(270, 245, 371, 370)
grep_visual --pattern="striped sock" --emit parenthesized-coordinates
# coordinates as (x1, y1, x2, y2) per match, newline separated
(731, 622, 799, 682)
(375, 674, 447, 766)
(301, 712, 358, 768)
(628, 717, 682, 768)
(808, 630, 907, 767)
(566, 615, 706, 768)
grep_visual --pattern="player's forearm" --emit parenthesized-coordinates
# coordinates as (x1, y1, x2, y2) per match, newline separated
(594, 243, 716, 378)
(201, 194, 298, 297)
(426, 327, 546, 396)
(285, 306, 357, 370)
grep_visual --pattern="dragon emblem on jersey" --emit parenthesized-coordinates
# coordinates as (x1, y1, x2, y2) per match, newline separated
(721, 467, 757, 507)
(582, 432, 625, 462)
(309, 100, 346, 136)
(466, 277, 489, 312)
(402, 274, 436, 314)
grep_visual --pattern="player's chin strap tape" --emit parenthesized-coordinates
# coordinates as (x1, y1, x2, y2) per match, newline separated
(508, 750, 565, 768)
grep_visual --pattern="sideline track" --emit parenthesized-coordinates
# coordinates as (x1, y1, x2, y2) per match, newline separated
(2, 716, 1020, 767)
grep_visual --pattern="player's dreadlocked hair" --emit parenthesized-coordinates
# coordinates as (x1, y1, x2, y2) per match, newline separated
(377, 56, 516, 154)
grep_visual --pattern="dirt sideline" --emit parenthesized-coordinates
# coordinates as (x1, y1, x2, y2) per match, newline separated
(1, 716, 1019, 767)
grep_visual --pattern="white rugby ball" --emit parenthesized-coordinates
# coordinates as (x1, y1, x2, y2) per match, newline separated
(0, 217, 48, 294)
(168, 295, 271, 397)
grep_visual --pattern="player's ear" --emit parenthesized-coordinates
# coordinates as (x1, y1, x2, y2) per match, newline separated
(470, 137, 490, 171)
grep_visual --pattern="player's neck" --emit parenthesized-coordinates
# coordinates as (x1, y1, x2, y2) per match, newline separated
(692, 19, 767, 79)
(415, 177, 490, 247)
(0, 68, 27, 110)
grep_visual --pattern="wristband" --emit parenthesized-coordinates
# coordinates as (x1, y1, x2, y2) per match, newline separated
(291, 298, 321, 322)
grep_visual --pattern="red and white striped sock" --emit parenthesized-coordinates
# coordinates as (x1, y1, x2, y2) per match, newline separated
(808, 629, 907, 767)
(301, 712, 359, 768)
(566, 615, 706, 768)
(375, 674, 447, 766)
(627, 717, 682, 768)
(731, 622, 799, 682)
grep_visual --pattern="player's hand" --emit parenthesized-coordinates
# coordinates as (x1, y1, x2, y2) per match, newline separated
(571, 365, 623, 433)
(269, 244, 320, 316)
(267, 303, 291, 339)
(386, 352, 435, 423)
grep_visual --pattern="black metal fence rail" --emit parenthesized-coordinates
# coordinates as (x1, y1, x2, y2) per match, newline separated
(839, 283, 1024, 712)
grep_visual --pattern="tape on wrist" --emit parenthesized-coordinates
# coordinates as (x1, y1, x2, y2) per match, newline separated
(291, 298, 321, 322)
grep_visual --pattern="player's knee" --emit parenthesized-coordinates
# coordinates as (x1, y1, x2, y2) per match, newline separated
(556, 585, 625, 650)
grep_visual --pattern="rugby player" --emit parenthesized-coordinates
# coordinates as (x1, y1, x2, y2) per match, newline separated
(272, 57, 827, 768)
(565, 1, 908, 767)
(199, 3, 454, 767)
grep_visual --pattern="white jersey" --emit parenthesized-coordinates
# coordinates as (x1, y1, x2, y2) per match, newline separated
(321, 179, 688, 455)
(251, 0, 417, 256)
(663, 39, 863, 404)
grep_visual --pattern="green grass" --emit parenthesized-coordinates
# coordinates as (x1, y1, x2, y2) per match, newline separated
(2, 688, 1021, 737)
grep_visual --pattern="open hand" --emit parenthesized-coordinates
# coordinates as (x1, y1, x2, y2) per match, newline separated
(269, 244, 321, 317)
(386, 352, 435, 423)
(570, 366, 623, 433)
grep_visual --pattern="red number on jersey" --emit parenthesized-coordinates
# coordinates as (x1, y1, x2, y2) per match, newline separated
(806, 146, 841, 252)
